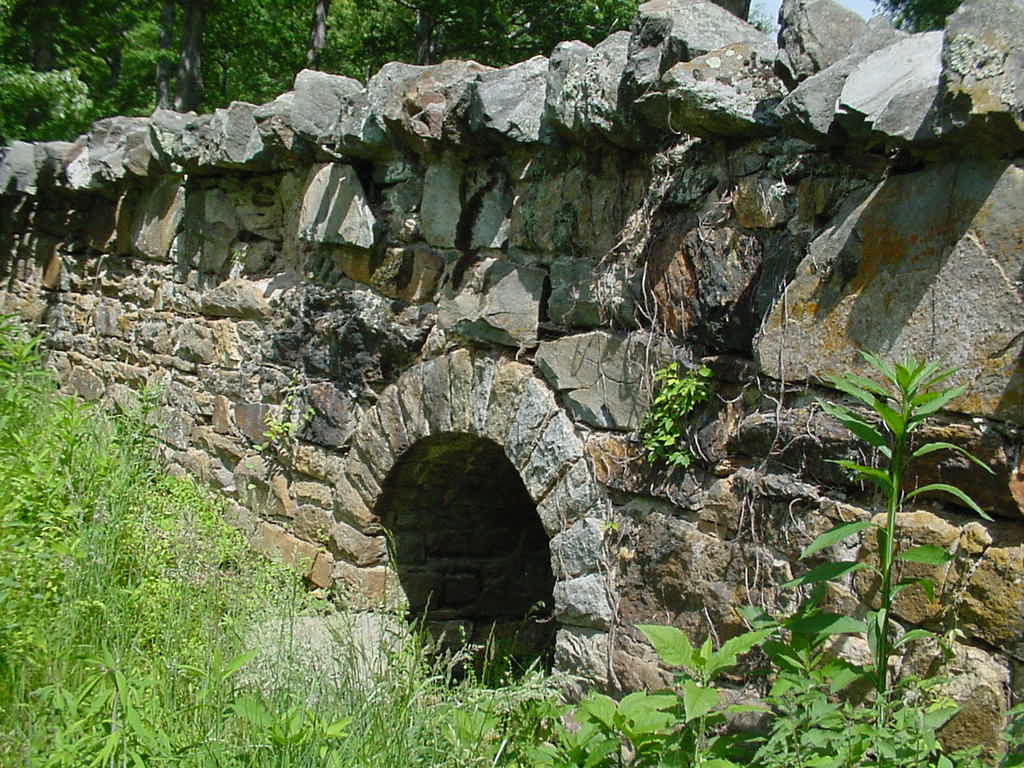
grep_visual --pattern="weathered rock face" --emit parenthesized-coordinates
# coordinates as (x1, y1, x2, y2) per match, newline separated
(837, 31, 945, 144)
(940, 0, 1024, 150)
(775, 0, 869, 87)
(2, 0, 1023, 751)
(755, 159, 1024, 426)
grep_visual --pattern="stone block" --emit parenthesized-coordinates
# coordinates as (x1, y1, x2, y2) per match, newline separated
(536, 458, 605, 536)
(332, 562, 407, 612)
(65, 116, 157, 190)
(482, 360, 532, 445)
(550, 517, 607, 580)
(420, 159, 462, 248)
(755, 159, 1024, 426)
(468, 56, 549, 144)
(521, 412, 586, 502)
(329, 520, 388, 567)
(371, 245, 444, 303)
(290, 68, 365, 148)
(536, 331, 671, 431)
(437, 258, 545, 348)
(548, 33, 635, 147)
(298, 163, 376, 249)
(130, 176, 184, 262)
(553, 573, 613, 630)
(940, 0, 1024, 150)
(201, 278, 270, 319)
(837, 31, 944, 143)
(503, 377, 559, 472)
(623, 0, 774, 109)
(776, 0, 869, 86)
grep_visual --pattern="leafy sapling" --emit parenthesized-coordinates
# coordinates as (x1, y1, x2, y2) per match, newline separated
(787, 352, 993, 715)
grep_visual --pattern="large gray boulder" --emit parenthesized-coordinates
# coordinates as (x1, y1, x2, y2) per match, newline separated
(291, 69, 363, 147)
(939, 0, 1024, 150)
(535, 331, 673, 431)
(775, 0, 870, 87)
(468, 56, 549, 144)
(253, 92, 299, 156)
(420, 156, 463, 248)
(547, 32, 637, 147)
(297, 163, 376, 249)
(772, 18, 908, 141)
(622, 0, 774, 106)
(148, 103, 269, 171)
(553, 573, 613, 630)
(643, 42, 785, 137)
(837, 31, 944, 144)
(0, 141, 38, 195)
(436, 258, 545, 348)
(206, 101, 266, 168)
(390, 59, 487, 151)
(291, 68, 390, 158)
(0, 140, 71, 195)
(755, 158, 1024, 426)
(65, 117, 158, 191)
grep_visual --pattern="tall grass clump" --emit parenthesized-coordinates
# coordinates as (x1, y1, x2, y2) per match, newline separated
(0, 315, 561, 766)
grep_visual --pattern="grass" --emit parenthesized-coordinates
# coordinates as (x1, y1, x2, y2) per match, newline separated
(0, 315, 560, 767)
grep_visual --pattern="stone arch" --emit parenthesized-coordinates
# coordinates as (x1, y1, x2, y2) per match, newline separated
(375, 431, 556, 661)
(330, 349, 612, 655)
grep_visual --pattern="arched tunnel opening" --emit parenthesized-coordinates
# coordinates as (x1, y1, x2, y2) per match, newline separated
(375, 432, 556, 676)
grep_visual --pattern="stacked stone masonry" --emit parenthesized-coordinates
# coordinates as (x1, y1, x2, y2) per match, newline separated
(1, 0, 1023, 752)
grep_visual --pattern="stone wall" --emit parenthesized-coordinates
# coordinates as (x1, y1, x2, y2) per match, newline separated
(1, 0, 1023, 750)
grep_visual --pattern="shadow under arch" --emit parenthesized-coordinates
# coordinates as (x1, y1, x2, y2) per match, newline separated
(375, 431, 556, 669)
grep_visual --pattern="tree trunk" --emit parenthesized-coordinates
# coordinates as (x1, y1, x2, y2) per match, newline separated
(414, 9, 436, 65)
(305, 0, 332, 69)
(157, 0, 176, 109)
(174, 0, 207, 113)
(30, 0, 59, 71)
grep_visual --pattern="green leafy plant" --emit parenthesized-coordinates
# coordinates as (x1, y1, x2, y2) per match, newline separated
(640, 362, 713, 469)
(532, 690, 676, 767)
(256, 378, 315, 454)
(1000, 703, 1024, 767)
(788, 352, 993, 716)
(636, 625, 772, 767)
(743, 591, 979, 768)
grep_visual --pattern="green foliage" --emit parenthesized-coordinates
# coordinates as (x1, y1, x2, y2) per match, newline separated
(324, 0, 637, 73)
(640, 362, 714, 469)
(796, 352, 992, 708)
(637, 624, 773, 767)
(0, 0, 158, 141)
(0, 66, 93, 142)
(537, 624, 769, 767)
(742, 593, 983, 768)
(0, 316, 561, 768)
(1002, 703, 1024, 767)
(256, 377, 315, 454)
(877, 0, 961, 31)
(0, 0, 639, 141)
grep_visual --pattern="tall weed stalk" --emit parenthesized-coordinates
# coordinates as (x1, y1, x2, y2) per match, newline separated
(793, 352, 992, 712)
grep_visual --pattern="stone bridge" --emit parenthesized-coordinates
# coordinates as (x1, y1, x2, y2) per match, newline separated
(1, 0, 1023, 750)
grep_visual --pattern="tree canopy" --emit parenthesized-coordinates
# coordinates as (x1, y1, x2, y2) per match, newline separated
(0, 0, 638, 143)
(877, 0, 961, 31)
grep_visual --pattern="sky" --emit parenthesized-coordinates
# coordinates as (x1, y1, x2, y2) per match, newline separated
(758, 0, 881, 27)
